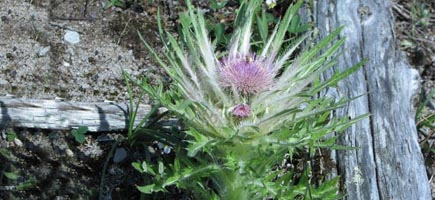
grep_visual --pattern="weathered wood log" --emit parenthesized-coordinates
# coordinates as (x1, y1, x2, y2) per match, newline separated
(301, 0, 431, 199)
(0, 96, 162, 132)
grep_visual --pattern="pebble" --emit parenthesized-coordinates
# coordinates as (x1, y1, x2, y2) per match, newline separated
(65, 149, 74, 157)
(38, 46, 50, 57)
(64, 30, 80, 45)
(96, 135, 114, 142)
(113, 148, 127, 163)
(147, 146, 156, 154)
(1, 130, 6, 140)
(81, 83, 90, 89)
(14, 138, 23, 147)
(163, 146, 172, 154)
(0, 79, 8, 85)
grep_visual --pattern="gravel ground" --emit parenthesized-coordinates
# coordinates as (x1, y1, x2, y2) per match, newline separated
(0, 0, 169, 102)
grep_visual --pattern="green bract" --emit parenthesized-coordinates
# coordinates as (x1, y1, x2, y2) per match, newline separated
(129, 0, 366, 199)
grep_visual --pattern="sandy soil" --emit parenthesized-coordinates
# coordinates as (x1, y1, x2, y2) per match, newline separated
(0, 0, 168, 102)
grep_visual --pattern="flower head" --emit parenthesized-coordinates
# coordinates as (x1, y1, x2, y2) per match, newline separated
(219, 53, 275, 95)
(265, 0, 277, 9)
(233, 104, 251, 118)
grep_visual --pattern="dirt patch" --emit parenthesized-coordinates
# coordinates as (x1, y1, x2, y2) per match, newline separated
(0, 127, 153, 199)
(0, 0, 169, 102)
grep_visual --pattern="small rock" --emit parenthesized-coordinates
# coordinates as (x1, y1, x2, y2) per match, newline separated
(81, 83, 90, 89)
(147, 146, 156, 154)
(38, 46, 50, 57)
(163, 146, 172, 154)
(1, 130, 6, 140)
(64, 30, 80, 45)
(113, 148, 127, 163)
(63, 61, 70, 67)
(0, 79, 8, 85)
(14, 138, 23, 147)
(66, 47, 75, 56)
(157, 142, 164, 149)
(96, 135, 114, 142)
(65, 149, 74, 157)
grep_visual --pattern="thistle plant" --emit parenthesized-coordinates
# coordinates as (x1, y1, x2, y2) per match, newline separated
(130, 0, 365, 199)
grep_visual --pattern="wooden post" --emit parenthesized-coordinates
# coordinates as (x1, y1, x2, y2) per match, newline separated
(301, 0, 431, 199)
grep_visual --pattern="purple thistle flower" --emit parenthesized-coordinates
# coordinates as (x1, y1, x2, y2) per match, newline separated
(233, 104, 251, 118)
(219, 53, 275, 95)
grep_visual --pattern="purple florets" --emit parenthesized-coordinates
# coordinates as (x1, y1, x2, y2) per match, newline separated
(219, 53, 275, 95)
(233, 104, 251, 118)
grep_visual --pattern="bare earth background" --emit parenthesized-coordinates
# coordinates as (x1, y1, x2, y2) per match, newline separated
(0, 0, 433, 199)
(0, 0, 169, 102)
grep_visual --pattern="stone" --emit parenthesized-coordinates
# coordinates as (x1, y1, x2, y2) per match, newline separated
(1, 130, 6, 140)
(65, 149, 74, 157)
(96, 134, 113, 142)
(0, 79, 8, 85)
(64, 30, 80, 45)
(14, 138, 23, 147)
(38, 46, 50, 57)
(113, 147, 127, 163)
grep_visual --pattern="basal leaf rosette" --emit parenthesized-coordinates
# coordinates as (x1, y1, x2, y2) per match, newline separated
(140, 0, 345, 141)
(134, 0, 362, 198)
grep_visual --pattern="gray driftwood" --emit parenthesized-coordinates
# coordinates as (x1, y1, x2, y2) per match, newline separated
(0, 96, 159, 132)
(301, 0, 431, 199)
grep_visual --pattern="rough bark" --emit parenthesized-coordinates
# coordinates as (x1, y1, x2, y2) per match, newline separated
(301, 0, 431, 199)
(0, 96, 166, 132)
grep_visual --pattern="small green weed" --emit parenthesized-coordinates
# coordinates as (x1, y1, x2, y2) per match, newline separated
(409, 2, 431, 27)
(70, 126, 88, 144)
(0, 148, 37, 194)
(416, 90, 435, 165)
(6, 130, 16, 142)
(104, 0, 126, 9)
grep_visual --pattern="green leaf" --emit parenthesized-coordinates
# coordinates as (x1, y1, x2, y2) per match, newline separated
(186, 129, 216, 157)
(211, 23, 226, 45)
(77, 126, 88, 134)
(210, 0, 227, 10)
(4, 171, 18, 180)
(136, 184, 165, 194)
(104, 0, 125, 9)
(142, 161, 156, 176)
(163, 175, 181, 187)
(288, 14, 311, 33)
(234, 1, 248, 27)
(158, 161, 165, 175)
(256, 10, 268, 43)
(132, 162, 143, 173)
(0, 148, 12, 161)
(71, 126, 87, 144)
(7, 131, 16, 142)
(16, 177, 37, 190)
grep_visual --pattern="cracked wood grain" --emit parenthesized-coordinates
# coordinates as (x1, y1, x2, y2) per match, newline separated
(0, 96, 159, 132)
(301, 0, 431, 199)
